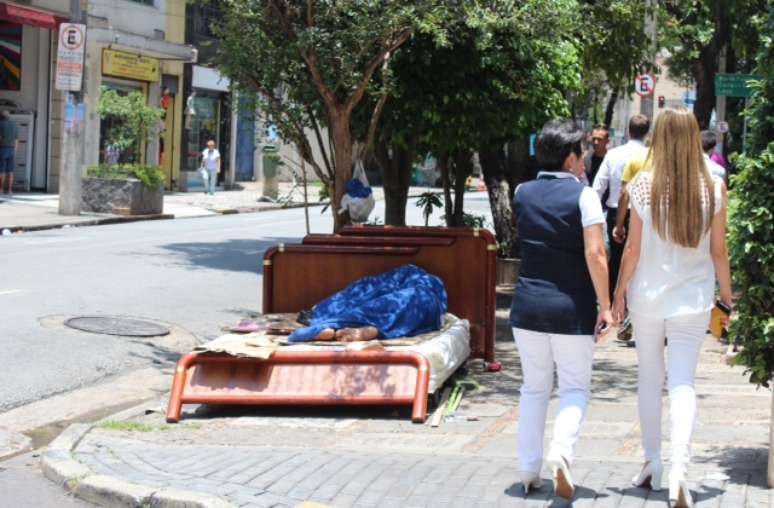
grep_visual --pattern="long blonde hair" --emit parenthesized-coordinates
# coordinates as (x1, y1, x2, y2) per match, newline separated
(649, 107, 715, 248)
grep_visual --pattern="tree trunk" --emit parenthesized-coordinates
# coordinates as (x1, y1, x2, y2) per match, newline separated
(439, 152, 453, 226)
(375, 140, 413, 226)
(480, 145, 517, 258)
(330, 114, 354, 231)
(692, 57, 716, 129)
(604, 89, 619, 128)
(769, 389, 774, 488)
(451, 150, 470, 227)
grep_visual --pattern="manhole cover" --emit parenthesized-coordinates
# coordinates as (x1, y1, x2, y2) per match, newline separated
(64, 316, 170, 337)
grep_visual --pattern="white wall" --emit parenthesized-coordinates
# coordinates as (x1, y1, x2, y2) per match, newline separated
(88, 0, 165, 37)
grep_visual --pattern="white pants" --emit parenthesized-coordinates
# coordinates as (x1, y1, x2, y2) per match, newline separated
(631, 311, 710, 467)
(512, 328, 594, 474)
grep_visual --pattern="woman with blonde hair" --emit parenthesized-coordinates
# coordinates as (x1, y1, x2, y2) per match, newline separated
(612, 107, 732, 507)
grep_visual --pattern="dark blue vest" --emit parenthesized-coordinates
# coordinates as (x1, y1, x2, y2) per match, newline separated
(509, 174, 597, 335)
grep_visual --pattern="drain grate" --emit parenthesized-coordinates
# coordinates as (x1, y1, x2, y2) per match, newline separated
(65, 316, 170, 337)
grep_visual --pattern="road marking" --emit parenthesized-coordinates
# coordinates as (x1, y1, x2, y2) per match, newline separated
(0, 289, 23, 296)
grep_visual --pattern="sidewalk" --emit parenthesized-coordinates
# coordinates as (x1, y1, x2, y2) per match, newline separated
(0, 183, 438, 232)
(41, 309, 773, 508)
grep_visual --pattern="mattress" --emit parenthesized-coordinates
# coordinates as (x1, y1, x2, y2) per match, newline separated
(196, 314, 471, 394)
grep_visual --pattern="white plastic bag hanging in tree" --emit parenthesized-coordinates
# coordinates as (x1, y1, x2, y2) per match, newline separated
(339, 160, 375, 223)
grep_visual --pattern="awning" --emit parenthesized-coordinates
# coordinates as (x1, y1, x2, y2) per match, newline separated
(0, 3, 68, 31)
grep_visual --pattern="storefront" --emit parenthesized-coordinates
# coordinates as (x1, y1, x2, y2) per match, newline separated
(0, 2, 66, 191)
(82, 27, 195, 190)
(180, 64, 231, 191)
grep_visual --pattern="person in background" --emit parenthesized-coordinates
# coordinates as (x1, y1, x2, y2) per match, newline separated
(613, 108, 732, 508)
(700, 130, 728, 183)
(510, 119, 613, 502)
(200, 139, 221, 196)
(584, 124, 609, 186)
(709, 142, 728, 169)
(592, 114, 650, 299)
(0, 110, 18, 195)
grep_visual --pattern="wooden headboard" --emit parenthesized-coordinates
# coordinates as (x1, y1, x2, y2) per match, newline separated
(264, 227, 496, 361)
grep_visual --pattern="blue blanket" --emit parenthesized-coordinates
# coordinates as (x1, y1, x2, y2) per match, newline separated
(287, 264, 448, 342)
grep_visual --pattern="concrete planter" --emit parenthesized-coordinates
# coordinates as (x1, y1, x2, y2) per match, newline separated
(496, 257, 521, 286)
(81, 177, 163, 215)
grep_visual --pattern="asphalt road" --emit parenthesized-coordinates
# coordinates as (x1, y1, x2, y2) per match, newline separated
(0, 192, 493, 413)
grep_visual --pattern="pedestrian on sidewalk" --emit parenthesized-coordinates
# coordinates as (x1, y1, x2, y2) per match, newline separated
(700, 130, 728, 183)
(612, 107, 732, 508)
(510, 119, 613, 501)
(592, 115, 650, 299)
(200, 140, 220, 195)
(0, 110, 18, 195)
(582, 123, 609, 186)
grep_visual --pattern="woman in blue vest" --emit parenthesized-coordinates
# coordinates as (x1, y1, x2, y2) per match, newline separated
(511, 119, 613, 500)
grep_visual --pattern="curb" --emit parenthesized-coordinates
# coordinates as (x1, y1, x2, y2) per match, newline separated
(2, 188, 446, 233)
(40, 421, 237, 508)
(2, 213, 174, 234)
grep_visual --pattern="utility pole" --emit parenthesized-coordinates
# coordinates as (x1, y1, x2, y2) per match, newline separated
(716, 46, 727, 155)
(58, 0, 87, 215)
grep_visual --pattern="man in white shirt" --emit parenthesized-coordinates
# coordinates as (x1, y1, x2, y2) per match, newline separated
(701, 130, 727, 183)
(592, 114, 650, 298)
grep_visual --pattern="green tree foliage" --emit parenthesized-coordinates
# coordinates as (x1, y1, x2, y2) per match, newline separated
(658, 0, 764, 128)
(213, 0, 448, 229)
(727, 4, 774, 387)
(575, 0, 652, 125)
(356, 0, 582, 239)
(96, 87, 165, 163)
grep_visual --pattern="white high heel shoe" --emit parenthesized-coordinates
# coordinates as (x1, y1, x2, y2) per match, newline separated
(631, 460, 663, 491)
(520, 471, 543, 496)
(547, 452, 575, 500)
(669, 468, 693, 508)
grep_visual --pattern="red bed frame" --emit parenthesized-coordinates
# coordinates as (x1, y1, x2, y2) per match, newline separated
(166, 228, 495, 424)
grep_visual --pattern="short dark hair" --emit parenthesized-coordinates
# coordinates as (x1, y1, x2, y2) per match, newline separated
(592, 123, 609, 133)
(628, 114, 650, 140)
(700, 130, 717, 152)
(536, 119, 584, 171)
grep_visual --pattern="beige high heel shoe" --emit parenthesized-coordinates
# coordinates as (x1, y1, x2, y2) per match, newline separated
(520, 471, 543, 496)
(632, 460, 663, 491)
(669, 468, 693, 508)
(547, 452, 575, 500)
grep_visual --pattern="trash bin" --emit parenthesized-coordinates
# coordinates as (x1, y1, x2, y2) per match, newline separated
(262, 145, 281, 199)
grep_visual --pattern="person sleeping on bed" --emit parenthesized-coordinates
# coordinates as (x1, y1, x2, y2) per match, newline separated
(287, 264, 448, 343)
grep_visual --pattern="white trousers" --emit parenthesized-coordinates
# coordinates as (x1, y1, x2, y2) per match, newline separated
(631, 311, 710, 467)
(512, 327, 594, 474)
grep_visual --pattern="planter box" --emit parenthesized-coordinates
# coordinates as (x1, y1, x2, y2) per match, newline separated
(81, 177, 163, 215)
(496, 257, 521, 286)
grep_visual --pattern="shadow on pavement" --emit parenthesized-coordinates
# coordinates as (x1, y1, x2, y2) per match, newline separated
(154, 237, 297, 274)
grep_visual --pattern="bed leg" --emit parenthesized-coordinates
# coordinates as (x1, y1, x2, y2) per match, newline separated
(411, 357, 431, 423)
(166, 354, 195, 423)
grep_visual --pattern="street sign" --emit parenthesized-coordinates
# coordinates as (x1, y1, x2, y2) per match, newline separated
(717, 121, 729, 134)
(102, 49, 160, 82)
(55, 23, 86, 91)
(714, 74, 761, 98)
(635, 73, 656, 96)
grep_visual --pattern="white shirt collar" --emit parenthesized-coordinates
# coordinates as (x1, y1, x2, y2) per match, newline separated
(537, 170, 580, 182)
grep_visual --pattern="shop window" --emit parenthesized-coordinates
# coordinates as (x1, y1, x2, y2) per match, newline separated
(184, 92, 219, 172)
(0, 22, 22, 91)
(99, 82, 146, 165)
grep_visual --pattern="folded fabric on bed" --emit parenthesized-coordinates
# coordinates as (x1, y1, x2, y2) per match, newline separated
(287, 264, 448, 343)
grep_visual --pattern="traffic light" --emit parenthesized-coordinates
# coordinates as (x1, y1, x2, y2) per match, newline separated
(658, 96, 666, 108)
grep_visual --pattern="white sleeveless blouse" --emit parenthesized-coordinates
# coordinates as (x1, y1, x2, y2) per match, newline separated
(627, 170, 724, 318)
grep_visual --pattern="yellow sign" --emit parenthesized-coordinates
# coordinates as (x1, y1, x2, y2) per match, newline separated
(102, 49, 160, 82)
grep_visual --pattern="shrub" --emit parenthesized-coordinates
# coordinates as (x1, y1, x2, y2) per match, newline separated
(727, 143, 774, 387)
(87, 164, 165, 189)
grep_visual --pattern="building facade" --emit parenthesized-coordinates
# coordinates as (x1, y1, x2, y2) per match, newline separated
(0, 0, 194, 193)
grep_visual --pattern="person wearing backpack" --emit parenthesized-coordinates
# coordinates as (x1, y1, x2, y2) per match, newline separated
(0, 110, 18, 194)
